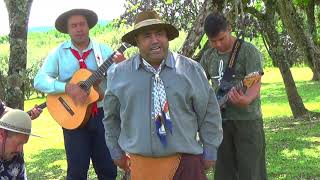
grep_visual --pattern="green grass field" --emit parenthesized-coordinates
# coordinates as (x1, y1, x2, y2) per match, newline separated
(23, 67, 320, 180)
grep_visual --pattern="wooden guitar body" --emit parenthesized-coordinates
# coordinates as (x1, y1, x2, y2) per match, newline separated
(46, 69, 100, 129)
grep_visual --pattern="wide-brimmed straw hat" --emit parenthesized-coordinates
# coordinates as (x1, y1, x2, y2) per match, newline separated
(55, 8, 98, 34)
(0, 109, 39, 137)
(122, 10, 179, 46)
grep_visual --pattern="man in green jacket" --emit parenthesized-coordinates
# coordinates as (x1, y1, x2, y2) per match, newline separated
(200, 13, 267, 180)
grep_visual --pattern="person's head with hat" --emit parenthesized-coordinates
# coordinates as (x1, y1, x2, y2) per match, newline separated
(55, 9, 98, 50)
(0, 108, 37, 160)
(122, 10, 179, 66)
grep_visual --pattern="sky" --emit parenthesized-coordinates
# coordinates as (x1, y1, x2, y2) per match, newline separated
(0, 0, 125, 35)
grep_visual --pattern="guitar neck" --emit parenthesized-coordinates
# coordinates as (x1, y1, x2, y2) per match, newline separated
(235, 81, 244, 91)
(26, 102, 47, 116)
(218, 80, 244, 108)
(82, 43, 131, 88)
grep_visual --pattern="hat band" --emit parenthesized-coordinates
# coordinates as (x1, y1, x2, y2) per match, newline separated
(134, 19, 164, 30)
(0, 121, 31, 134)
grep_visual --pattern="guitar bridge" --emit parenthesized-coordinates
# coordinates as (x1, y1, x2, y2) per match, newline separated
(58, 97, 75, 116)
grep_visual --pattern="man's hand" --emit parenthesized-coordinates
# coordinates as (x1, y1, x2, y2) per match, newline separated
(228, 79, 261, 107)
(29, 106, 43, 120)
(114, 154, 130, 172)
(203, 159, 215, 171)
(65, 83, 88, 105)
(228, 87, 250, 107)
(112, 52, 126, 64)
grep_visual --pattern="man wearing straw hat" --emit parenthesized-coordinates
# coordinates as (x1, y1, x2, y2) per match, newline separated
(34, 8, 125, 180)
(0, 105, 39, 179)
(103, 10, 223, 180)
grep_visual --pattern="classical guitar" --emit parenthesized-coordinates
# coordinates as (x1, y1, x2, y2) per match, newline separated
(217, 71, 263, 108)
(46, 43, 131, 129)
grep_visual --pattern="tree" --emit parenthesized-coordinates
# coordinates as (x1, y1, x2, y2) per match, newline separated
(3, 0, 33, 109)
(276, 0, 320, 81)
(292, 0, 320, 80)
(248, 0, 310, 118)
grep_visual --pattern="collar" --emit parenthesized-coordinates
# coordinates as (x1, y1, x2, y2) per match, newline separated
(62, 39, 93, 52)
(133, 51, 176, 70)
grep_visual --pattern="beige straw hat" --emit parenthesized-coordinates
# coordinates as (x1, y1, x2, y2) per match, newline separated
(122, 10, 179, 46)
(0, 109, 39, 137)
(55, 8, 98, 34)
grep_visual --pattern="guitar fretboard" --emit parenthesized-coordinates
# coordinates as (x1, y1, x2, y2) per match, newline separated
(80, 43, 131, 90)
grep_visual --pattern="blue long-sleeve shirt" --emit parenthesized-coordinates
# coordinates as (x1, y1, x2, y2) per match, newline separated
(103, 51, 223, 161)
(34, 39, 113, 107)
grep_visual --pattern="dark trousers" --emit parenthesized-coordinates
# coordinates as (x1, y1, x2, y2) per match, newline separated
(63, 108, 117, 180)
(214, 120, 267, 180)
(173, 154, 207, 180)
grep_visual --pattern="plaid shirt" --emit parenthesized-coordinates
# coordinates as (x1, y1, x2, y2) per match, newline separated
(0, 153, 26, 179)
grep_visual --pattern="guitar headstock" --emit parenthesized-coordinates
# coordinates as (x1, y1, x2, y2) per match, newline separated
(117, 42, 132, 53)
(243, 71, 263, 88)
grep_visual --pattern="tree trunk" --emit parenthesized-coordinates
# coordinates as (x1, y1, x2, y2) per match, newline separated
(276, 0, 320, 81)
(276, 56, 309, 118)
(0, 72, 6, 100)
(311, 68, 320, 81)
(179, 0, 223, 57)
(193, 40, 210, 62)
(4, 0, 33, 109)
(305, 0, 320, 81)
(306, 0, 316, 43)
(248, 0, 309, 118)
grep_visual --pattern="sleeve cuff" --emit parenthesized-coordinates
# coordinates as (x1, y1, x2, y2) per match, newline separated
(54, 81, 67, 93)
(203, 146, 218, 161)
(109, 145, 125, 160)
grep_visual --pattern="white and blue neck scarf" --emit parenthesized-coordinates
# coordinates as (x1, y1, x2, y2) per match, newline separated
(142, 58, 172, 146)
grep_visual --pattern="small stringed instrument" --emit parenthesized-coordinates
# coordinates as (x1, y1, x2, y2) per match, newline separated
(217, 71, 263, 108)
(26, 102, 47, 117)
(46, 43, 131, 129)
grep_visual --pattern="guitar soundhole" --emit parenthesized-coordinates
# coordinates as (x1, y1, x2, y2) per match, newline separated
(58, 97, 75, 116)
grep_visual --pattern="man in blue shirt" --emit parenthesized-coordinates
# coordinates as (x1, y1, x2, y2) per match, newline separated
(34, 9, 124, 180)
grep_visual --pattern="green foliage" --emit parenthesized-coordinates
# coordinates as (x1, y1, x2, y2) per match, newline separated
(118, 0, 202, 30)
(0, 43, 9, 73)
(294, 0, 309, 7)
(0, 35, 9, 44)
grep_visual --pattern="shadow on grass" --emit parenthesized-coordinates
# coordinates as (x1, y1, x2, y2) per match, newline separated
(261, 81, 320, 104)
(26, 148, 66, 180)
(264, 117, 320, 179)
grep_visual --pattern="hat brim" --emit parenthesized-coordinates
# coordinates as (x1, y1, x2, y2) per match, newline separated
(55, 9, 98, 34)
(0, 126, 41, 137)
(122, 23, 179, 46)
